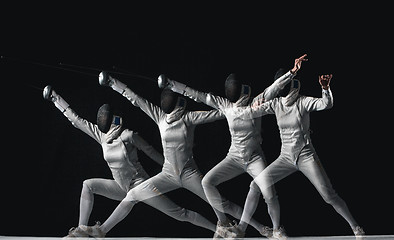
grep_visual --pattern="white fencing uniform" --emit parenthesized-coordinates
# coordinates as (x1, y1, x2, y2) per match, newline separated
(59, 105, 219, 233)
(168, 71, 295, 231)
(119, 87, 225, 203)
(93, 75, 269, 236)
(118, 88, 252, 222)
(245, 83, 361, 232)
(64, 108, 159, 192)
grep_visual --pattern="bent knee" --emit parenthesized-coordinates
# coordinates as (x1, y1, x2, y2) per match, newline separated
(202, 173, 220, 188)
(249, 181, 261, 193)
(201, 175, 212, 188)
(123, 189, 138, 202)
(120, 198, 136, 208)
(169, 207, 190, 222)
(259, 186, 278, 204)
(82, 179, 94, 192)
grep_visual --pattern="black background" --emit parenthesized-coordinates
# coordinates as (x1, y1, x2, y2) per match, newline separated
(1, 2, 393, 238)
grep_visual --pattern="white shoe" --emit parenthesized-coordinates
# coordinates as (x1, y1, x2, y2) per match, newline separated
(213, 220, 241, 240)
(213, 221, 225, 239)
(63, 226, 88, 238)
(79, 221, 106, 238)
(272, 226, 287, 240)
(352, 226, 365, 238)
(259, 226, 273, 238)
(231, 224, 245, 239)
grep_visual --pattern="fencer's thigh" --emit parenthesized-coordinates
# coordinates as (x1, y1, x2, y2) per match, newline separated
(245, 154, 270, 192)
(124, 172, 179, 202)
(297, 150, 336, 198)
(246, 153, 268, 179)
(141, 192, 187, 217)
(253, 156, 297, 193)
(128, 177, 147, 191)
(203, 155, 245, 186)
(181, 167, 209, 202)
(84, 178, 127, 201)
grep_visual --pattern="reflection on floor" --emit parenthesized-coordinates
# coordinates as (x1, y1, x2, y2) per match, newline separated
(1, 236, 394, 240)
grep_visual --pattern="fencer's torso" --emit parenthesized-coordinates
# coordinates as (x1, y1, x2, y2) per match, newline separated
(221, 101, 263, 159)
(101, 130, 149, 191)
(122, 88, 224, 176)
(271, 97, 313, 162)
(176, 70, 296, 162)
(250, 89, 333, 164)
(158, 115, 197, 175)
(64, 108, 149, 192)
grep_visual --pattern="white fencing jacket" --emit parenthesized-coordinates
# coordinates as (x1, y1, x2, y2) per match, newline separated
(241, 88, 333, 163)
(169, 71, 295, 160)
(63, 108, 164, 192)
(121, 88, 225, 176)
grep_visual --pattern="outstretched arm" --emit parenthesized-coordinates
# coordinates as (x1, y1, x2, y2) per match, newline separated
(43, 85, 69, 113)
(184, 109, 225, 125)
(43, 86, 102, 143)
(252, 54, 308, 106)
(158, 74, 228, 111)
(99, 71, 164, 124)
(303, 74, 334, 112)
(238, 99, 277, 120)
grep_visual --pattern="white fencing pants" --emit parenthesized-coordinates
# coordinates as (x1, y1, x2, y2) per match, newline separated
(201, 152, 280, 230)
(253, 145, 358, 229)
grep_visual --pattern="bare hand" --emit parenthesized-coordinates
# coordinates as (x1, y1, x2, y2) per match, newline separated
(291, 54, 308, 74)
(319, 74, 332, 90)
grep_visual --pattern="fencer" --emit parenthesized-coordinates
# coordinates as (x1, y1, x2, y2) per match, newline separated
(43, 86, 219, 238)
(160, 54, 308, 239)
(242, 71, 365, 237)
(79, 72, 267, 239)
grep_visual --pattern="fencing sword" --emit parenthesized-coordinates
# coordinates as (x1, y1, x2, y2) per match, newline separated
(59, 62, 156, 83)
(1, 55, 97, 77)
(1, 55, 157, 83)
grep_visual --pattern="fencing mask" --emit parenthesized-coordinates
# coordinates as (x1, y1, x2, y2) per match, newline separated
(161, 88, 178, 114)
(97, 103, 114, 133)
(225, 73, 242, 102)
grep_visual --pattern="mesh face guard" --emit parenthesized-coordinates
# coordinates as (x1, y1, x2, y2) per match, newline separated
(97, 104, 114, 133)
(161, 88, 178, 114)
(225, 73, 242, 102)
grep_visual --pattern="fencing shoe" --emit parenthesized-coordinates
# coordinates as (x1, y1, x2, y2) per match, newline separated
(259, 226, 274, 239)
(353, 226, 365, 238)
(63, 226, 88, 238)
(272, 226, 287, 240)
(231, 224, 245, 239)
(80, 221, 105, 238)
(213, 220, 241, 239)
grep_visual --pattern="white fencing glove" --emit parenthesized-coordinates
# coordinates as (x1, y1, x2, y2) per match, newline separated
(99, 71, 127, 94)
(157, 74, 186, 94)
(43, 85, 70, 113)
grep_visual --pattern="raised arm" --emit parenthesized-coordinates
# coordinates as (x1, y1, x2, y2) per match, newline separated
(99, 71, 164, 124)
(302, 74, 334, 112)
(158, 74, 228, 111)
(43, 85, 102, 143)
(252, 71, 295, 104)
(252, 54, 308, 106)
(128, 132, 164, 166)
(184, 109, 225, 125)
(238, 99, 277, 120)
